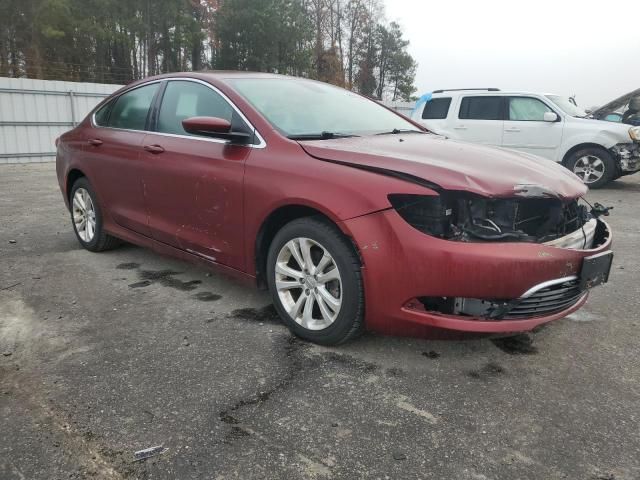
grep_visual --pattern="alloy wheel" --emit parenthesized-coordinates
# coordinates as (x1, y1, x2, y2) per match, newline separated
(275, 237, 342, 330)
(573, 155, 605, 184)
(72, 188, 97, 242)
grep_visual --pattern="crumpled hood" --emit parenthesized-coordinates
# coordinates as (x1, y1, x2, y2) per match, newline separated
(299, 134, 587, 199)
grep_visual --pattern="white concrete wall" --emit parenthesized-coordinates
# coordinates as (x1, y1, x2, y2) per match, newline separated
(0, 77, 122, 164)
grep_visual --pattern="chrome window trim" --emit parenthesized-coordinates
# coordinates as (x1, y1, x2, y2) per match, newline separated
(91, 77, 266, 149)
(519, 276, 579, 299)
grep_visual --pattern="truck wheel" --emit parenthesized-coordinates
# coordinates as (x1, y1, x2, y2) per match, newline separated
(565, 147, 616, 189)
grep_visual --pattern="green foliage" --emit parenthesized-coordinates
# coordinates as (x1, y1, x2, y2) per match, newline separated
(0, 0, 417, 99)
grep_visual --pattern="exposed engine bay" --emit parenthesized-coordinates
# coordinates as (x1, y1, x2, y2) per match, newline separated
(389, 193, 609, 249)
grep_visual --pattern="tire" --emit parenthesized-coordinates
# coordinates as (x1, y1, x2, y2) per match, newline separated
(69, 177, 120, 252)
(266, 217, 364, 345)
(564, 147, 616, 189)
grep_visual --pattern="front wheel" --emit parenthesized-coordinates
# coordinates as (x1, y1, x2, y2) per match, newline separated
(266, 217, 364, 345)
(565, 147, 616, 189)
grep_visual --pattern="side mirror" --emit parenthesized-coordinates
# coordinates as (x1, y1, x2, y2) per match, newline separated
(182, 116, 252, 144)
(543, 111, 559, 122)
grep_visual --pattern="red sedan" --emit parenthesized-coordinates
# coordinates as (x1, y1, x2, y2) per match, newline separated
(55, 72, 613, 345)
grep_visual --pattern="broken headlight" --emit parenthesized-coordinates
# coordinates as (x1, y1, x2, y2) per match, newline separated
(388, 194, 453, 238)
(629, 126, 640, 142)
(389, 193, 591, 243)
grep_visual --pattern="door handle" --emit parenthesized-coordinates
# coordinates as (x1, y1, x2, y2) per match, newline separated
(143, 144, 165, 154)
(453, 125, 467, 130)
(504, 128, 521, 132)
(88, 138, 103, 146)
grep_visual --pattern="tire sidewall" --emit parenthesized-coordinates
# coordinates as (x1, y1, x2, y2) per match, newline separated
(70, 178, 105, 251)
(266, 218, 363, 345)
(567, 148, 616, 189)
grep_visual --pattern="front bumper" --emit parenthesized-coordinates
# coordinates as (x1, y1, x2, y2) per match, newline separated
(612, 143, 640, 174)
(340, 209, 612, 338)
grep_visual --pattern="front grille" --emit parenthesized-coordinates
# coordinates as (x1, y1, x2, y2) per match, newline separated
(503, 278, 584, 319)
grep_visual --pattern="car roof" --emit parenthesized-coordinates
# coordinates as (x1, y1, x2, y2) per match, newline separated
(430, 90, 557, 97)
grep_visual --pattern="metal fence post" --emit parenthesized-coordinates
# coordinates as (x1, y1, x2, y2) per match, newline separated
(68, 90, 77, 127)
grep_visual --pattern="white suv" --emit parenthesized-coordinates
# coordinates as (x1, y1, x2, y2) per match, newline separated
(411, 88, 640, 188)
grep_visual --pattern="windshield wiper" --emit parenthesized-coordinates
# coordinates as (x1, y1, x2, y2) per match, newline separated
(287, 131, 359, 140)
(375, 128, 425, 135)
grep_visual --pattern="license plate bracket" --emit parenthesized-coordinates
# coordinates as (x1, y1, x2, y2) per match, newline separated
(580, 250, 613, 290)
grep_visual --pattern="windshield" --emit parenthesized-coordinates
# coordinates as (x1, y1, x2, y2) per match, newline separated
(228, 77, 421, 138)
(546, 95, 586, 118)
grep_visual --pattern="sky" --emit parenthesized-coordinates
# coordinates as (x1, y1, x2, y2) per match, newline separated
(384, 0, 640, 108)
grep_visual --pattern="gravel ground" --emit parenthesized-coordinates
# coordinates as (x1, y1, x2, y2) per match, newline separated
(1, 163, 639, 480)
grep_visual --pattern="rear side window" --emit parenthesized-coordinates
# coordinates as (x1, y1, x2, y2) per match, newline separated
(508, 97, 554, 121)
(459, 96, 503, 120)
(157, 80, 233, 136)
(422, 97, 451, 119)
(108, 83, 160, 131)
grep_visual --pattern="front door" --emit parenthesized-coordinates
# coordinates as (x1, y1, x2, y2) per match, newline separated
(140, 80, 253, 269)
(502, 96, 564, 160)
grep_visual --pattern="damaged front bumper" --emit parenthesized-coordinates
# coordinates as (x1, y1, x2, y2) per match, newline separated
(612, 143, 640, 174)
(340, 209, 613, 337)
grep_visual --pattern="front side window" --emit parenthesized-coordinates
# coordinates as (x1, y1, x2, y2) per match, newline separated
(108, 83, 160, 130)
(94, 100, 114, 126)
(508, 97, 555, 121)
(228, 77, 421, 137)
(157, 81, 233, 136)
(422, 97, 452, 119)
(459, 96, 503, 120)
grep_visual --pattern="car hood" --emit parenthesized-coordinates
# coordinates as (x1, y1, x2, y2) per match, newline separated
(299, 134, 587, 199)
(591, 87, 640, 118)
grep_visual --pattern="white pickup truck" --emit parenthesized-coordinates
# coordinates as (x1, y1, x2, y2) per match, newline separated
(411, 88, 640, 188)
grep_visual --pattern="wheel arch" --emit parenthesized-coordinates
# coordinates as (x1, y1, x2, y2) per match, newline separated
(561, 143, 611, 167)
(254, 204, 361, 289)
(66, 168, 87, 203)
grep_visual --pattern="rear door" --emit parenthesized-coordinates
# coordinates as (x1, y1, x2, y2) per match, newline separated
(83, 82, 161, 236)
(452, 95, 504, 145)
(140, 79, 253, 269)
(502, 96, 564, 160)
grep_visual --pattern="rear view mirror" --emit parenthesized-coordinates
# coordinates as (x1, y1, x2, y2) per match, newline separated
(182, 116, 251, 144)
(543, 111, 559, 122)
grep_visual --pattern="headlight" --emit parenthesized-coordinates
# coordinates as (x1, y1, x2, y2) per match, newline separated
(630, 126, 640, 142)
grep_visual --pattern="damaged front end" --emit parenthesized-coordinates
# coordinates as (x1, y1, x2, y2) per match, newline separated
(611, 142, 640, 175)
(390, 191, 613, 321)
(388, 192, 608, 249)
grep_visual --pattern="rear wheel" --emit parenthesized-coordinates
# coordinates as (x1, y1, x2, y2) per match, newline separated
(565, 147, 616, 189)
(70, 178, 120, 252)
(266, 217, 364, 345)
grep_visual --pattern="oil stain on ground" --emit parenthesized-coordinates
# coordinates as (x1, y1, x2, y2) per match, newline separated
(491, 334, 538, 355)
(138, 269, 202, 291)
(468, 361, 506, 379)
(193, 291, 222, 301)
(116, 262, 140, 270)
(230, 304, 280, 324)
